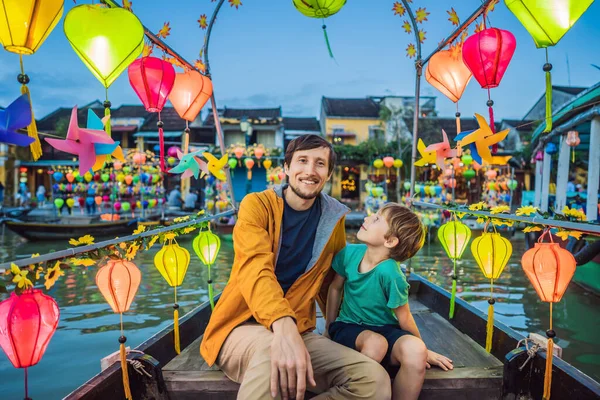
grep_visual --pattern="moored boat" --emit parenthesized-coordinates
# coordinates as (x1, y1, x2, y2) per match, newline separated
(64, 274, 600, 400)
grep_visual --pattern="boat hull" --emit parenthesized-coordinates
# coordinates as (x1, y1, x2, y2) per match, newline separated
(4, 219, 149, 241)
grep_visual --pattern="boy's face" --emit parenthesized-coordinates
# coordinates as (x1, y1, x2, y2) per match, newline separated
(284, 147, 332, 200)
(357, 210, 394, 247)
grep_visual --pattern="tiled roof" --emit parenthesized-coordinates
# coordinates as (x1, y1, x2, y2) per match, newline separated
(140, 107, 187, 132)
(283, 117, 320, 132)
(552, 85, 587, 96)
(111, 105, 149, 119)
(204, 107, 283, 126)
(322, 97, 380, 118)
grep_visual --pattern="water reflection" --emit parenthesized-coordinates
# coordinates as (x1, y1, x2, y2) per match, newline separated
(0, 230, 598, 400)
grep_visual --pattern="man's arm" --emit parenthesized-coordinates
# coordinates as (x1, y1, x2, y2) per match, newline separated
(324, 273, 345, 337)
(233, 195, 296, 328)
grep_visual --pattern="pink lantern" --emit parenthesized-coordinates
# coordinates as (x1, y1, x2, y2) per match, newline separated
(0, 290, 60, 397)
(114, 202, 122, 212)
(133, 152, 146, 165)
(383, 156, 394, 169)
(234, 147, 244, 160)
(102, 195, 110, 202)
(113, 161, 123, 170)
(128, 56, 176, 172)
(168, 146, 180, 158)
(254, 147, 264, 160)
(485, 169, 498, 180)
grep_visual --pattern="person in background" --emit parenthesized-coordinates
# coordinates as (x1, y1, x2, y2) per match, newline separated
(184, 189, 198, 212)
(168, 185, 183, 209)
(36, 185, 46, 207)
(0, 181, 4, 208)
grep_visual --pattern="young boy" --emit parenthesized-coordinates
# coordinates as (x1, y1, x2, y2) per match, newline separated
(325, 203, 453, 400)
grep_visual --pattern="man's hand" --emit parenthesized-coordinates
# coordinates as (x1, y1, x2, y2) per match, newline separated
(426, 349, 453, 371)
(271, 317, 316, 400)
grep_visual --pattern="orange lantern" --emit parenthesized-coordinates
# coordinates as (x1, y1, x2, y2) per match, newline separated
(382, 156, 394, 169)
(168, 70, 213, 122)
(234, 146, 245, 160)
(254, 146, 265, 167)
(521, 229, 576, 400)
(245, 158, 255, 180)
(426, 46, 472, 133)
(565, 130, 580, 162)
(96, 259, 142, 400)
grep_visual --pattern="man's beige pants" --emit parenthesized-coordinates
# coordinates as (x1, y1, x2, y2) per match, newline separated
(217, 323, 392, 400)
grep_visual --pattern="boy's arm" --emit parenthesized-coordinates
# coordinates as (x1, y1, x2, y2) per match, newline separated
(324, 273, 345, 336)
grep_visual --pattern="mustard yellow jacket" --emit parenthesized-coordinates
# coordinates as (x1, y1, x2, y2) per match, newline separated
(200, 186, 349, 365)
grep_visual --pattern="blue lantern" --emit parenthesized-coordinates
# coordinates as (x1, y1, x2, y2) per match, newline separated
(545, 142, 558, 155)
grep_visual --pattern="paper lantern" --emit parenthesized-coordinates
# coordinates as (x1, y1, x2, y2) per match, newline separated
(292, 0, 346, 58)
(545, 142, 558, 155)
(463, 28, 516, 147)
(234, 146, 245, 159)
(193, 228, 221, 309)
(383, 156, 394, 169)
(463, 169, 476, 180)
(426, 47, 472, 134)
(521, 229, 576, 399)
(472, 230, 512, 352)
(0, 0, 63, 160)
(0, 290, 60, 398)
(263, 158, 272, 170)
(393, 159, 403, 169)
(566, 130, 580, 162)
(438, 218, 472, 319)
(154, 234, 190, 354)
(128, 56, 176, 172)
(373, 159, 383, 169)
(168, 70, 213, 122)
(485, 170, 498, 180)
(96, 259, 141, 400)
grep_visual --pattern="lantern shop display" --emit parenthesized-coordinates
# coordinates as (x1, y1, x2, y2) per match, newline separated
(437, 215, 472, 318)
(193, 227, 221, 310)
(154, 233, 191, 354)
(521, 229, 576, 400)
(96, 259, 142, 400)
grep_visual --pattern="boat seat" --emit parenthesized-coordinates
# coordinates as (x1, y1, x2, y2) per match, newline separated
(162, 297, 503, 400)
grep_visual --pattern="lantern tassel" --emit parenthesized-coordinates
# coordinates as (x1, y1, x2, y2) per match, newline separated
(485, 302, 494, 353)
(488, 105, 497, 154)
(543, 51, 553, 134)
(456, 114, 461, 134)
(159, 125, 166, 173)
(571, 147, 575, 163)
(174, 307, 181, 354)
(104, 97, 112, 163)
(120, 342, 132, 400)
(208, 265, 215, 310)
(449, 276, 457, 319)
(19, 56, 42, 161)
(322, 24, 334, 59)
(543, 338, 554, 400)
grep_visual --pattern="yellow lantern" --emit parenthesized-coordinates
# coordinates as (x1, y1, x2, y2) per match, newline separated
(193, 227, 221, 310)
(262, 158, 273, 170)
(471, 230, 512, 352)
(154, 233, 190, 354)
(437, 217, 472, 319)
(0, 0, 63, 160)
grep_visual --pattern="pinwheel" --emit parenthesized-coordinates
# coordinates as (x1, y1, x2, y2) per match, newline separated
(414, 139, 437, 167)
(455, 114, 509, 165)
(169, 150, 208, 179)
(44, 107, 116, 174)
(203, 153, 228, 181)
(425, 129, 458, 169)
(85, 109, 125, 170)
(0, 94, 35, 146)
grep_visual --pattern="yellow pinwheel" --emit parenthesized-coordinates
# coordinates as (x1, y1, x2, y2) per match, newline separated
(414, 139, 437, 167)
(203, 153, 228, 181)
(455, 114, 510, 165)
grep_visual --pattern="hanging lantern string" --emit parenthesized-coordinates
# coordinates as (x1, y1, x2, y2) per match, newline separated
(449, 212, 458, 319)
(24, 367, 29, 400)
(158, 111, 166, 172)
(104, 87, 112, 140)
(543, 48, 553, 133)
(183, 121, 190, 155)
(486, 277, 495, 352)
(173, 268, 181, 354)
(321, 17, 335, 59)
(544, 303, 554, 400)
(18, 54, 42, 160)
(119, 312, 132, 400)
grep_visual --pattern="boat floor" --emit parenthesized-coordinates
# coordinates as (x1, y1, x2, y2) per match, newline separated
(163, 297, 503, 399)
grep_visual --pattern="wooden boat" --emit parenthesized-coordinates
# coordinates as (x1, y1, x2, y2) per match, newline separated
(2, 218, 158, 241)
(65, 274, 600, 400)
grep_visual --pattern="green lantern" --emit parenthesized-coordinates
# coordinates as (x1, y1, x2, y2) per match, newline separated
(506, 0, 593, 134)
(193, 228, 221, 310)
(463, 169, 476, 180)
(292, 0, 346, 58)
(64, 5, 144, 139)
(437, 217, 472, 319)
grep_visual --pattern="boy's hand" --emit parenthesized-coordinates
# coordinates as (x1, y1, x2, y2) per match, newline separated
(426, 350, 453, 371)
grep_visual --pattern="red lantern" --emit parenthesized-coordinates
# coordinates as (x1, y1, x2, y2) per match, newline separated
(463, 27, 516, 150)
(0, 290, 60, 398)
(128, 57, 176, 172)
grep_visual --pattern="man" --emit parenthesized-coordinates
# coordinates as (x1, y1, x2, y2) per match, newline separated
(167, 185, 183, 209)
(184, 189, 198, 211)
(201, 135, 391, 400)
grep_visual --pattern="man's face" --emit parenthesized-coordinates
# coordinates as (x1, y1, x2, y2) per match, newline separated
(284, 147, 331, 200)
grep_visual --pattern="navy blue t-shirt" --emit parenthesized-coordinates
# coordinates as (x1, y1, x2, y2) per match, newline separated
(275, 191, 321, 293)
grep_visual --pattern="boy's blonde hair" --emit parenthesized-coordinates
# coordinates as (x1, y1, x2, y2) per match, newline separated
(380, 203, 426, 262)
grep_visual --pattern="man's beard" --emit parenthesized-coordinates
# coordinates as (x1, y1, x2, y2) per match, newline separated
(288, 180, 322, 200)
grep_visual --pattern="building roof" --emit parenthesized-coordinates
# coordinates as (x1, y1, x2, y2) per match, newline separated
(552, 85, 587, 96)
(402, 116, 495, 144)
(283, 117, 320, 132)
(321, 97, 380, 118)
(140, 107, 187, 132)
(500, 119, 535, 133)
(111, 105, 149, 119)
(204, 107, 283, 126)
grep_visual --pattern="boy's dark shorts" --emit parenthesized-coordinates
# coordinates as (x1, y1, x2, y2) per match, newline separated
(328, 321, 412, 365)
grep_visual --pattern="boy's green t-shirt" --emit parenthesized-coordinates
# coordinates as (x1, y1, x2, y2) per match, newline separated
(333, 244, 410, 326)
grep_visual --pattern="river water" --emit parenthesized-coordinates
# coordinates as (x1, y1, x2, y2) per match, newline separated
(0, 228, 598, 399)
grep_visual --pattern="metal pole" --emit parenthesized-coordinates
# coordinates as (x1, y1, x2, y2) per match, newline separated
(203, 0, 227, 74)
(210, 95, 238, 209)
